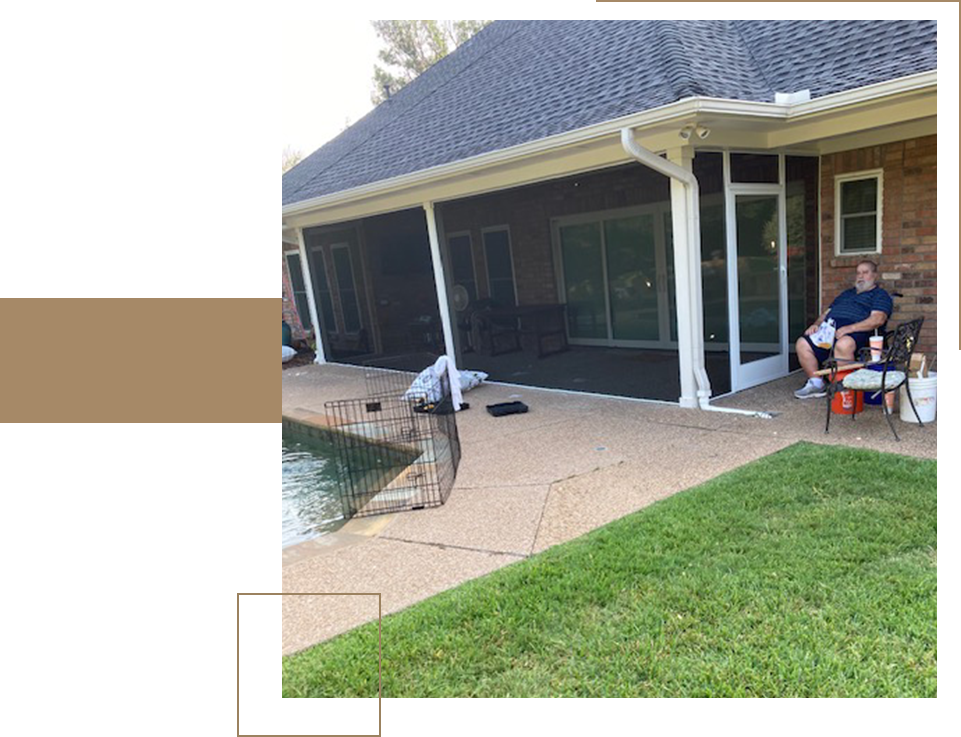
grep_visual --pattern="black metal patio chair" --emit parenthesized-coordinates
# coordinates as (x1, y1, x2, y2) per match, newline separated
(823, 316, 924, 441)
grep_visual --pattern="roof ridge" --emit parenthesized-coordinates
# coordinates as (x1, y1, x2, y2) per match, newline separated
(655, 20, 700, 99)
(730, 19, 776, 98)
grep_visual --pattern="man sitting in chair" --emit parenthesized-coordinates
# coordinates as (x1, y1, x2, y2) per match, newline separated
(794, 260, 893, 399)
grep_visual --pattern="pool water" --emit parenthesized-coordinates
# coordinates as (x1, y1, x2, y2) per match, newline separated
(282, 432, 348, 548)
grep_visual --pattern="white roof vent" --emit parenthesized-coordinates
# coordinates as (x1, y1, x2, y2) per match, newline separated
(774, 90, 812, 105)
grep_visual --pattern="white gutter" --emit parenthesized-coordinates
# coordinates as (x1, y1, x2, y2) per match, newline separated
(619, 129, 772, 419)
(282, 70, 936, 220)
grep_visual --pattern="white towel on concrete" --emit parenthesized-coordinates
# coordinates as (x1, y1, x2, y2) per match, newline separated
(433, 355, 463, 411)
(404, 356, 464, 411)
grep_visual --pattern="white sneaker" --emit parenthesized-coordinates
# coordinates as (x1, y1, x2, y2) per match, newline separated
(794, 379, 826, 399)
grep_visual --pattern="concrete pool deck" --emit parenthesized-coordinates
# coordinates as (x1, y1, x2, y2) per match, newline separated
(281, 363, 936, 654)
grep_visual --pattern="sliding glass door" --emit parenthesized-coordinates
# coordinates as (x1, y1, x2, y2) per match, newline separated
(558, 222, 607, 339)
(554, 205, 674, 348)
(605, 214, 660, 341)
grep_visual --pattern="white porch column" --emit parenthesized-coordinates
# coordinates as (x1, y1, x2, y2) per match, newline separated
(423, 202, 457, 363)
(295, 226, 326, 364)
(620, 130, 711, 409)
(665, 146, 702, 408)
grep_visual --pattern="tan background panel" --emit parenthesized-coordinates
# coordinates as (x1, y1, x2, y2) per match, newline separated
(0, 299, 280, 735)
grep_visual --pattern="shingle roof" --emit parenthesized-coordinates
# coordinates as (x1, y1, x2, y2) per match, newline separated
(283, 20, 937, 206)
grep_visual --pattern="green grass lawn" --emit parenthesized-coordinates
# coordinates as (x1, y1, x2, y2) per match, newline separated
(283, 442, 937, 697)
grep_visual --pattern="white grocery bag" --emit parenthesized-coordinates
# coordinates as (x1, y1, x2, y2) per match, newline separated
(810, 319, 836, 350)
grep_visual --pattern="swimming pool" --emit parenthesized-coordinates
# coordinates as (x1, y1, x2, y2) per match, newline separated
(281, 430, 348, 548)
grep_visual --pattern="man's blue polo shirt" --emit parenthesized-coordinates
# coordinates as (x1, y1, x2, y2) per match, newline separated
(828, 286, 893, 330)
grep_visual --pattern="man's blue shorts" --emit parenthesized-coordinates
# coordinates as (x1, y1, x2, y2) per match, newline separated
(803, 331, 873, 364)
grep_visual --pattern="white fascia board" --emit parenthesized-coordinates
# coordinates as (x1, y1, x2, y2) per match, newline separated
(281, 98, 709, 219)
(782, 70, 937, 120)
(281, 70, 936, 223)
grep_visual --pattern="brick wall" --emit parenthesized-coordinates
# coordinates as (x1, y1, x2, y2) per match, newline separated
(440, 163, 670, 305)
(820, 135, 937, 360)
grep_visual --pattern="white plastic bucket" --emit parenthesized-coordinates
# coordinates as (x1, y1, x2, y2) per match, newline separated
(900, 372, 936, 424)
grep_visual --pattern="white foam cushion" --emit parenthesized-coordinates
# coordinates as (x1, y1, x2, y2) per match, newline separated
(842, 368, 906, 391)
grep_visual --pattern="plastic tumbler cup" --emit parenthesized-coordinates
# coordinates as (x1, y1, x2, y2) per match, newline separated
(870, 335, 884, 361)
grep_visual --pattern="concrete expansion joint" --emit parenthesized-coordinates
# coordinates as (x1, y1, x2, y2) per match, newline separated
(550, 460, 625, 489)
(378, 534, 527, 559)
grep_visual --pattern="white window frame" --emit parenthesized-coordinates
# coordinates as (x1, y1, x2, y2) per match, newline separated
(834, 169, 883, 256)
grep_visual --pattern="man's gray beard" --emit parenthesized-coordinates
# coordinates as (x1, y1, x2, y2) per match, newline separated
(855, 280, 874, 293)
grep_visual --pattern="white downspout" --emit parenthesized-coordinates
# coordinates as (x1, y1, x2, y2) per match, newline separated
(620, 129, 772, 419)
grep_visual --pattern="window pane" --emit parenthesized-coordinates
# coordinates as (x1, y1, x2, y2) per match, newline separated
(560, 223, 606, 339)
(489, 278, 515, 308)
(730, 153, 779, 183)
(340, 297, 361, 333)
(294, 293, 312, 331)
(483, 230, 515, 305)
(449, 235, 477, 301)
(287, 253, 305, 292)
(605, 215, 659, 341)
(841, 215, 877, 252)
(332, 248, 361, 332)
(484, 231, 512, 278)
(310, 250, 337, 332)
(841, 178, 877, 215)
(332, 248, 354, 291)
(736, 194, 781, 357)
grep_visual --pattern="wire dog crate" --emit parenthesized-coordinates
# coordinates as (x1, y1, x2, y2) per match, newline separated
(324, 367, 461, 519)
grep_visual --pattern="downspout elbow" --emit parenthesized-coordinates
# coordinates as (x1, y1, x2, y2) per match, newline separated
(619, 129, 697, 190)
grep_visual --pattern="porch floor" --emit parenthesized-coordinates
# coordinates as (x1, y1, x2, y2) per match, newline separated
(281, 363, 935, 654)
(460, 344, 735, 399)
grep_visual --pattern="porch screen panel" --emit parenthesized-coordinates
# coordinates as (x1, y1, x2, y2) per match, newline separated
(663, 212, 678, 342)
(559, 222, 606, 339)
(693, 152, 729, 350)
(605, 214, 658, 341)
(786, 156, 819, 366)
(700, 198, 728, 343)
